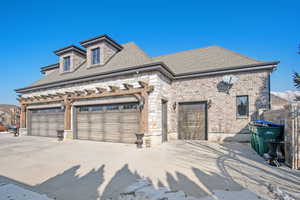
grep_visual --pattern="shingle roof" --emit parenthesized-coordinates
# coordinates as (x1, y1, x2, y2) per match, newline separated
(151, 46, 262, 75)
(20, 43, 278, 91)
(29, 42, 150, 87)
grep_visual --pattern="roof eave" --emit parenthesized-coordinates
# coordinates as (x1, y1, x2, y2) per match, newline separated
(79, 34, 123, 51)
(15, 61, 279, 93)
(40, 63, 59, 74)
(53, 45, 86, 56)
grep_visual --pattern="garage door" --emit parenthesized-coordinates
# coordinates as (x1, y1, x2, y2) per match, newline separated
(28, 108, 64, 137)
(178, 102, 207, 140)
(76, 103, 140, 143)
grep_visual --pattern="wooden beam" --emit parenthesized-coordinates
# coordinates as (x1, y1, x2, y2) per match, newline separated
(138, 81, 148, 88)
(40, 95, 48, 99)
(64, 97, 73, 130)
(95, 87, 107, 93)
(74, 90, 84, 96)
(20, 104, 27, 128)
(55, 92, 64, 97)
(108, 86, 119, 92)
(140, 91, 149, 134)
(23, 86, 154, 105)
(84, 89, 95, 95)
(123, 83, 133, 90)
(64, 91, 74, 97)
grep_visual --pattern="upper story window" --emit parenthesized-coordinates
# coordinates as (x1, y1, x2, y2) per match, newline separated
(63, 56, 71, 72)
(236, 95, 249, 117)
(91, 47, 100, 65)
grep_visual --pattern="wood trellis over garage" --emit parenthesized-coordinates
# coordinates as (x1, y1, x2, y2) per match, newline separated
(18, 81, 154, 136)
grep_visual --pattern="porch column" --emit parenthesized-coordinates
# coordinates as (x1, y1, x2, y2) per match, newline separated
(64, 98, 72, 130)
(140, 91, 149, 134)
(20, 104, 27, 128)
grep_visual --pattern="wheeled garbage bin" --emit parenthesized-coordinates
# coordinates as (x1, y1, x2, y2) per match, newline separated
(249, 120, 284, 156)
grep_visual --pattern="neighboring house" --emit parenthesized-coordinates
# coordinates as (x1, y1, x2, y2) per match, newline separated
(0, 104, 20, 128)
(270, 93, 289, 110)
(15, 35, 279, 145)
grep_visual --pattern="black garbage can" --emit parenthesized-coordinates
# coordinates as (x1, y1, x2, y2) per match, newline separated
(135, 133, 144, 148)
(57, 130, 64, 141)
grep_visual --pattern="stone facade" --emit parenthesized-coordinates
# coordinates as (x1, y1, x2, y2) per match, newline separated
(21, 69, 271, 144)
(168, 70, 270, 142)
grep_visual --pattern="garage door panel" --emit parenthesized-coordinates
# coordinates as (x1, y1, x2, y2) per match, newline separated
(29, 109, 64, 138)
(76, 103, 139, 143)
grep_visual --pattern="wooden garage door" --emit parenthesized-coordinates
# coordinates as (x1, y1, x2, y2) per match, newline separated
(29, 108, 64, 137)
(178, 102, 207, 140)
(76, 103, 140, 143)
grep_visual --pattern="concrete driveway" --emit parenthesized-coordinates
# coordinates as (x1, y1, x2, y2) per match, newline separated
(0, 133, 299, 200)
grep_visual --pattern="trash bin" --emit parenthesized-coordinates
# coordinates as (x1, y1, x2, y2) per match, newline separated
(249, 124, 259, 153)
(57, 130, 64, 141)
(249, 121, 284, 156)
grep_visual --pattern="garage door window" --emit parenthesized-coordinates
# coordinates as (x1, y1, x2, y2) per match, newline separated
(78, 103, 138, 112)
(31, 108, 63, 113)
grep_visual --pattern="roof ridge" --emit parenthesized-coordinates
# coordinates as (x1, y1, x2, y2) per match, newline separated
(151, 46, 217, 59)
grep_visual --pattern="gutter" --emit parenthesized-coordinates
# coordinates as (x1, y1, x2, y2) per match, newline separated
(16, 62, 174, 93)
(15, 61, 279, 93)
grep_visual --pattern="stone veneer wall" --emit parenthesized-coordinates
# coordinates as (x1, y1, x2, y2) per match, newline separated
(169, 70, 271, 142)
(21, 69, 271, 144)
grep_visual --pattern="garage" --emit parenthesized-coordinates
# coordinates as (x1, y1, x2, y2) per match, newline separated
(178, 102, 207, 140)
(75, 102, 140, 143)
(28, 108, 64, 137)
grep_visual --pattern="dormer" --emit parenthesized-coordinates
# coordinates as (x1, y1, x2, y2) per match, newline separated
(80, 35, 123, 68)
(54, 45, 86, 74)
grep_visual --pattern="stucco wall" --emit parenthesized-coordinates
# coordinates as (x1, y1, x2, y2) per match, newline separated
(169, 70, 270, 141)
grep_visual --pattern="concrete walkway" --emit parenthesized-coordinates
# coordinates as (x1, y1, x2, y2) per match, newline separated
(0, 133, 299, 199)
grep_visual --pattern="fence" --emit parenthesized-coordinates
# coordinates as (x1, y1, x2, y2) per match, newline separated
(262, 103, 300, 169)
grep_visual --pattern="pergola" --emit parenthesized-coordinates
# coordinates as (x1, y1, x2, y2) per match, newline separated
(18, 81, 154, 134)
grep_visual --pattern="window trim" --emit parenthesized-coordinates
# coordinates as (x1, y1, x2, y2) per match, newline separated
(91, 47, 100, 65)
(63, 56, 71, 72)
(236, 95, 249, 118)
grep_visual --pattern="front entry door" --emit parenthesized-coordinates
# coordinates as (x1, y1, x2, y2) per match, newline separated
(178, 102, 207, 140)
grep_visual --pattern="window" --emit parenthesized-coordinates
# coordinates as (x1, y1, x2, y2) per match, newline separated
(236, 95, 249, 117)
(63, 56, 71, 71)
(91, 48, 100, 65)
(31, 108, 63, 113)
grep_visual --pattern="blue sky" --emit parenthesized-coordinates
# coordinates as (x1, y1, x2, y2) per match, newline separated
(0, 0, 299, 105)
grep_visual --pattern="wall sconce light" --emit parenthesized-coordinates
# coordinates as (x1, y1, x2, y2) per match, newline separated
(207, 99, 212, 109)
(172, 102, 177, 110)
(60, 101, 65, 111)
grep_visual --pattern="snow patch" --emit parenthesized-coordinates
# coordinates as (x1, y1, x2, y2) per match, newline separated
(0, 184, 53, 200)
(271, 91, 300, 102)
